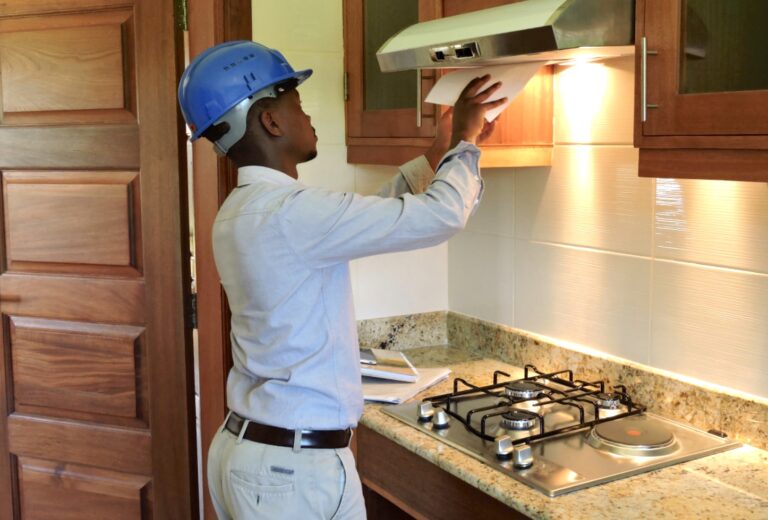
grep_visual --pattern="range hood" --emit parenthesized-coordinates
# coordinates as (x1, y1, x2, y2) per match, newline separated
(377, 0, 635, 72)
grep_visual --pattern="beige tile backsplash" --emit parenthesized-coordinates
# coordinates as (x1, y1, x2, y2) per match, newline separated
(449, 56, 768, 398)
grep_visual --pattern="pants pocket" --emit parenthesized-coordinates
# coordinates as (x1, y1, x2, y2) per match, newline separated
(229, 469, 296, 516)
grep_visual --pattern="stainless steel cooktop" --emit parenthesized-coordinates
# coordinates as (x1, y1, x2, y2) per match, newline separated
(383, 365, 740, 497)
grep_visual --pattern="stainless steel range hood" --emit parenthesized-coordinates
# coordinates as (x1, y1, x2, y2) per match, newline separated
(377, 0, 635, 72)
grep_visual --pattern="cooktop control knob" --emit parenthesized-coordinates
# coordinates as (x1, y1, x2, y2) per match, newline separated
(417, 401, 435, 422)
(432, 408, 450, 429)
(512, 444, 534, 469)
(495, 435, 514, 460)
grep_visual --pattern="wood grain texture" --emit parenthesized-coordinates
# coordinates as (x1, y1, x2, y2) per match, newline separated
(635, 0, 768, 181)
(8, 414, 151, 475)
(0, 0, 196, 517)
(642, 0, 768, 136)
(348, 142, 551, 168)
(18, 456, 149, 520)
(0, 0, 130, 17)
(10, 316, 142, 419)
(0, 126, 139, 169)
(0, 273, 144, 324)
(188, 1, 252, 518)
(0, 20, 125, 113)
(134, 0, 196, 516)
(344, 0, 439, 139)
(357, 425, 530, 520)
(2, 170, 142, 275)
(481, 67, 554, 147)
(6, 183, 131, 266)
(639, 148, 768, 182)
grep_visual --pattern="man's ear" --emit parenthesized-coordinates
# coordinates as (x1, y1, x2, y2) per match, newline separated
(259, 109, 283, 137)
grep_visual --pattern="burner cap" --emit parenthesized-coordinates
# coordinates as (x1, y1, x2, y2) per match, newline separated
(504, 381, 541, 401)
(587, 415, 678, 457)
(500, 410, 537, 431)
(594, 392, 623, 409)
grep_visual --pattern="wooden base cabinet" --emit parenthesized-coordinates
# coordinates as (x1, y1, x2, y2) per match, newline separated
(635, 0, 768, 181)
(343, 0, 553, 169)
(355, 425, 530, 520)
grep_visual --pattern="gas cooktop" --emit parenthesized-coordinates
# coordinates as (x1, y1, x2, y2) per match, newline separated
(383, 364, 740, 496)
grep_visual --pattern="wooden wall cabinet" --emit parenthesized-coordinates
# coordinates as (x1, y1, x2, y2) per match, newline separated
(343, 0, 553, 169)
(635, 0, 768, 181)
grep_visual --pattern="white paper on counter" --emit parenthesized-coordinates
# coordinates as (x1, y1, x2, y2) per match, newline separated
(424, 62, 542, 122)
(363, 366, 451, 404)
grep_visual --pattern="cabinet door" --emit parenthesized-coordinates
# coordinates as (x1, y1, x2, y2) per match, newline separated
(345, 0, 439, 139)
(642, 0, 768, 136)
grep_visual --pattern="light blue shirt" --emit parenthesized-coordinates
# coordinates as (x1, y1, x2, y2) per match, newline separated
(213, 142, 483, 429)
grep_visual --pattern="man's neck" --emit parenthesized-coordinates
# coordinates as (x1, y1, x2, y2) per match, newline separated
(237, 156, 298, 180)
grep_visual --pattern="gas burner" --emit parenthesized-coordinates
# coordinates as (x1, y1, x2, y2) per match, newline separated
(499, 409, 537, 431)
(586, 415, 678, 457)
(504, 381, 542, 401)
(594, 392, 623, 409)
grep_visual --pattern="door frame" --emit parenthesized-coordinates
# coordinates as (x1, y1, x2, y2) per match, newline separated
(187, 1, 251, 518)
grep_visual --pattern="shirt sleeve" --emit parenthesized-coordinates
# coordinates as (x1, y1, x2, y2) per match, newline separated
(278, 142, 484, 269)
(376, 155, 435, 197)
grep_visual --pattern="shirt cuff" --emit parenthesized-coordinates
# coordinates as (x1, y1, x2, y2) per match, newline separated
(436, 141, 481, 174)
(399, 154, 434, 194)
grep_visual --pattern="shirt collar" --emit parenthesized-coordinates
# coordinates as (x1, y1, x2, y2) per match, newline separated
(237, 166, 297, 187)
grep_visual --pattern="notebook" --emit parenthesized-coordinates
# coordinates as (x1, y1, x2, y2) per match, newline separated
(359, 348, 419, 382)
(363, 366, 452, 404)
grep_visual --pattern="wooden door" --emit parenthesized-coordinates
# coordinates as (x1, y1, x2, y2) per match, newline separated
(0, 1, 196, 518)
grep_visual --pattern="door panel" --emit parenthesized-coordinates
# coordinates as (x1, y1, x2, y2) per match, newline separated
(18, 457, 149, 520)
(0, 0, 194, 518)
(0, 9, 136, 126)
(3, 171, 141, 276)
(10, 317, 145, 423)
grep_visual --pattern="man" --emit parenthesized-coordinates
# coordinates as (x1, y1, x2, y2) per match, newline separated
(178, 40, 507, 520)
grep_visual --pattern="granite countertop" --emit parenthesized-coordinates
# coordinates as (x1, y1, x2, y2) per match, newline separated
(360, 346, 768, 520)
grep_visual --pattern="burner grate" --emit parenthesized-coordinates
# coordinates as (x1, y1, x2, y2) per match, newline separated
(426, 364, 646, 444)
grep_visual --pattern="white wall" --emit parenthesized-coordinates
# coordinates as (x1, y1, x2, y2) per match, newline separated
(252, 1, 448, 320)
(449, 57, 768, 398)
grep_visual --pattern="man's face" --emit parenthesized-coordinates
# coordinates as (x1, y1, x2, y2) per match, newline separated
(280, 89, 318, 163)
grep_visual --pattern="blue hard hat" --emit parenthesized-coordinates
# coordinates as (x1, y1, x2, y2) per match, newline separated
(178, 40, 312, 142)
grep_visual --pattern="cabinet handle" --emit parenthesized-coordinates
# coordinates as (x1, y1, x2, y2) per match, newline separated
(416, 68, 422, 128)
(0, 295, 20, 303)
(641, 37, 659, 122)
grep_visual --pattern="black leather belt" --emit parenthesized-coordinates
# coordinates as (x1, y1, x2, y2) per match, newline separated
(225, 412, 352, 449)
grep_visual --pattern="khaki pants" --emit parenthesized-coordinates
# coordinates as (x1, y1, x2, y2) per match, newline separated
(207, 422, 366, 519)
